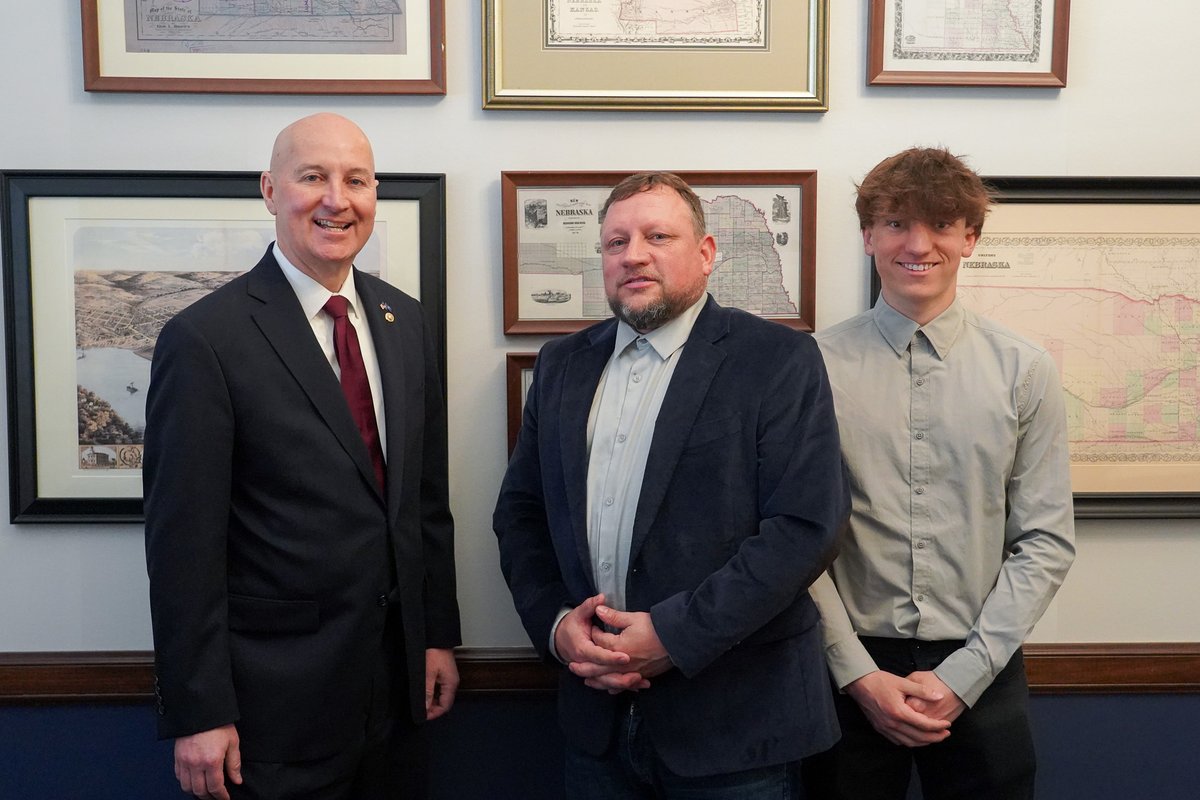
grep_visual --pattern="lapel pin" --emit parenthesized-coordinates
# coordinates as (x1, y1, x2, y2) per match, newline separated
(380, 302, 395, 323)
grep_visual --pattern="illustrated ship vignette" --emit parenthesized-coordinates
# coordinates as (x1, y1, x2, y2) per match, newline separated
(530, 289, 572, 304)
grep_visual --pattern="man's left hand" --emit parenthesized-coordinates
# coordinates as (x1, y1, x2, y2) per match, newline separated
(904, 671, 966, 724)
(588, 606, 673, 690)
(424, 648, 459, 721)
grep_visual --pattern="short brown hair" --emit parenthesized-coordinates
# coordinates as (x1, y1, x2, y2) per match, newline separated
(599, 172, 707, 237)
(855, 147, 992, 234)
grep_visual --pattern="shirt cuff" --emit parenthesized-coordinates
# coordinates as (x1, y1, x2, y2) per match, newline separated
(548, 606, 572, 664)
(933, 647, 993, 707)
(826, 636, 879, 691)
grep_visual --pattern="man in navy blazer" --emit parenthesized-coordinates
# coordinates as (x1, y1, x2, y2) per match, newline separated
(144, 113, 460, 800)
(494, 172, 849, 797)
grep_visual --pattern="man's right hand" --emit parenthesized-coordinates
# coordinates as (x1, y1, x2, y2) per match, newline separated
(844, 670, 953, 747)
(554, 594, 647, 692)
(174, 724, 242, 800)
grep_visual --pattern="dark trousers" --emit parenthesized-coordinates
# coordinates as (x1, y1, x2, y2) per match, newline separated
(226, 608, 428, 800)
(564, 699, 800, 800)
(802, 639, 1035, 800)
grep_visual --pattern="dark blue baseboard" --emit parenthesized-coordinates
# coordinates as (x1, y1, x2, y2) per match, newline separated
(3, 694, 1197, 799)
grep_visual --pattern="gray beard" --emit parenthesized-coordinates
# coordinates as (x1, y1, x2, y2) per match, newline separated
(609, 297, 674, 332)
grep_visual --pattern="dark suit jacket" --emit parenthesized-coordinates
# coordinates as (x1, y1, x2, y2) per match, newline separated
(144, 248, 460, 762)
(493, 296, 848, 777)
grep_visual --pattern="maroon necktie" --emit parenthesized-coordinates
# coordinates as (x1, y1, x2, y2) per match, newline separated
(323, 295, 386, 492)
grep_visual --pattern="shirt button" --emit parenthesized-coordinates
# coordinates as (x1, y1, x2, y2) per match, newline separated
(632, 374, 642, 383)
(604, 497, 614, 506)
(915, 378, 925, 386)
(915, 431, 925, 440)
(917, 594, 926, 602)
(916, 541, 926, 549)
(600, 562, 612, 573)
(617, 434, 627, 443)
(915, 486, 925, 495)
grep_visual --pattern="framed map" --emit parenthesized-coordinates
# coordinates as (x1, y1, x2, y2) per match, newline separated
(81, 0, 445, 93)
(871, 177, 1200, 518)
(484, 0, 828, 111)
(1, 170, 446, 523)
(501, 171, 817, 334)
(868, 0, 1070, 87)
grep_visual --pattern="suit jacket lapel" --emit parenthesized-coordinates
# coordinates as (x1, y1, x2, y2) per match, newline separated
(560, 320, 617, 582)
(355, 273, 404, 510)
(247, 254, 383, 503)
(629, 300, 728, 567)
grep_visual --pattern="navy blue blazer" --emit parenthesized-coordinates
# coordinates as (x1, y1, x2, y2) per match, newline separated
(144, 248, 459, 762)
(494, 296, 848, 776)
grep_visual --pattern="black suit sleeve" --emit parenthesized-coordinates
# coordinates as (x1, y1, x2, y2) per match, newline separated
(143, 313, 239, 738)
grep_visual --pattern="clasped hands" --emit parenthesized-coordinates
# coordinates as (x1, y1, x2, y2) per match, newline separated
(845, 669, 967, 748)
(554, 593, 673, 694)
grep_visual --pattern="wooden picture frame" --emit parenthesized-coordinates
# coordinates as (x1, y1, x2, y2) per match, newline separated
(1, 170, 446, 523)
(505, 353, 538, 454)
(483, 0, 828, 111)
(81, 0, 446, 94)
(502, 170, 817, 334)
(869, 176, 1200, 518)
(868, 0, 1070, 87)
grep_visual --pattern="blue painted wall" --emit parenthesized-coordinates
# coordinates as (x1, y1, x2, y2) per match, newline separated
(2, 694, 1197, 799)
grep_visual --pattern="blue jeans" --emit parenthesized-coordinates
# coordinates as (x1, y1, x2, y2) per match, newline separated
(564, 700, 798, 800)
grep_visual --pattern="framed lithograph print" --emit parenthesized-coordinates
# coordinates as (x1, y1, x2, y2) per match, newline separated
(870, 177, 1200, 518)
(502, 171, 817, 334)
(1, 170, 445, 522)
(505, 353, 538, 454)
(483, 0, 828, 111)
(81, 0, 446, 93)
(868, 0, 1070, 87)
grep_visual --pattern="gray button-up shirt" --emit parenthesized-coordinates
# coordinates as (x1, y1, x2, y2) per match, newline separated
(811, 297, 1075, 706)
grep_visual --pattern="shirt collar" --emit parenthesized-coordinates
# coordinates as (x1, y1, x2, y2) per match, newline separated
(272, 242, 363, 321)
(613, 293, 707, 360)
(871, 295, 964, 359)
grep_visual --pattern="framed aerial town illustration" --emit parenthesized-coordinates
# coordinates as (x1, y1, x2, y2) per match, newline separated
(505, 352, 538, 454)
(483, 0, 828, 111)
(868, 0, 1070, 87)
(1, 170, 445, 522)
(81, 0, 446, 93)
(870, 177, 1200, 518)
(501, 171, 817, 334)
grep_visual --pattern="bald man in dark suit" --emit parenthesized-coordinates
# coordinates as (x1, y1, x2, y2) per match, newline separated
(145, 113, 460, 800)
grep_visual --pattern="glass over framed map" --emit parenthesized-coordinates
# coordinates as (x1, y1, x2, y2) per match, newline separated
(81, 0, 445, 93)
(872, 177, 1200, 518)
(501, 171, 817, 334)
(868, 0, 1070, 87)
(1, 170, 446, 523)
(484, 1, 828, 111)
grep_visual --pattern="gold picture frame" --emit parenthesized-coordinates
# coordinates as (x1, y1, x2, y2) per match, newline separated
(483, 0, 828, 111)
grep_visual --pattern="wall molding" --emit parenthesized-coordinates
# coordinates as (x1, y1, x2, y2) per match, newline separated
(2, 644, 1198, 704)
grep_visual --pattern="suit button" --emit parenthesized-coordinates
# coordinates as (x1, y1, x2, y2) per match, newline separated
(377, 594, 389, 607)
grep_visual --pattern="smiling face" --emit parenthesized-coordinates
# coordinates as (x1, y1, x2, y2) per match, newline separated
(865, 214, 978, 325)
(600, 185, 716, 332)
(260, 113, 378, 290)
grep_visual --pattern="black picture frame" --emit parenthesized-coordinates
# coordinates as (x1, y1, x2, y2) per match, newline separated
(1, 170, 446, 523)
(869, 176, 1200, 519)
